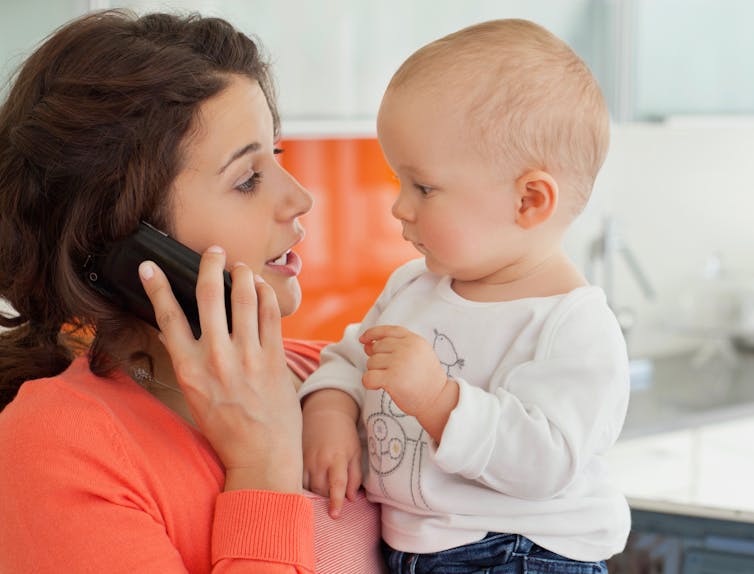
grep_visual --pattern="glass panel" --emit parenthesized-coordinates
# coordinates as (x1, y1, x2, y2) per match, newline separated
(92, 0, 606, 122)
(0, 0, 90, 98)
(634, 0, 754, 119)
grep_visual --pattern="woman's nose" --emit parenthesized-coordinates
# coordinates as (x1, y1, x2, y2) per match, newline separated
(281, 169, 314, 219)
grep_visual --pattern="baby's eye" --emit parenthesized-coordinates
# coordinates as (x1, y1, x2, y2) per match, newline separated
(415, 183, 433, 196)
(236, 172, 262, 194)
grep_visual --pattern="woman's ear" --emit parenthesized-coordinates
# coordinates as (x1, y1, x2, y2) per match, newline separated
(514, 170, 559, 229)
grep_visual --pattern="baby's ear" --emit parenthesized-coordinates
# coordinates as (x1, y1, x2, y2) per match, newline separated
(514, 170, 558, 229)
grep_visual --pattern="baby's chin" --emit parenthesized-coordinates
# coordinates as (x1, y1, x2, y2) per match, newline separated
(423, 255, 449, 276)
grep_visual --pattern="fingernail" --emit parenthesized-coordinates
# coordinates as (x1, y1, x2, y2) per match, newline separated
(158, 333, 166, 346)
(207, 245, 224, 254)
(139, 262, 154, 280)
(254, 274, 265, 283)
(231, 261, 247, 270)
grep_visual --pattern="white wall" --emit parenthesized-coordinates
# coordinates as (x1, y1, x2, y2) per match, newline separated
(564, 121, 754, 359)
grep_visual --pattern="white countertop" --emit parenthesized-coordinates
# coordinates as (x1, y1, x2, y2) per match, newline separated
(608, 415, 754, 523)
(604, 349, 754, 524)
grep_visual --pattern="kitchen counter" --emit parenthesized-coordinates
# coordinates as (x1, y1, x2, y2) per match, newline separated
(609, 349, 754, 525)
(621, 348, 754, 439)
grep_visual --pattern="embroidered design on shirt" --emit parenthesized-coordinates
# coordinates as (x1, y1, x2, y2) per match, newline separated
(365, 390, 431, 510)
(432, 328, 465, 376)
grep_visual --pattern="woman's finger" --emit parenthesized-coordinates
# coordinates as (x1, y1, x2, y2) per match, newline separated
(138, 260, 194, 350)
(195, 245, 231, 340)
(228, 262, 259, 347)
(255, 276, 282, 350)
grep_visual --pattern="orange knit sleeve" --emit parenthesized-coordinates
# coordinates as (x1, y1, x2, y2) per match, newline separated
(212, 490, 315, 573)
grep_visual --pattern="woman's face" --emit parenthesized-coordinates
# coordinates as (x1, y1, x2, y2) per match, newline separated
(171, 75, 313, 317)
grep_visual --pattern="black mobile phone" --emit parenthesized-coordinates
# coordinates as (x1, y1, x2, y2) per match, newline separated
(84, 221, 232, 338)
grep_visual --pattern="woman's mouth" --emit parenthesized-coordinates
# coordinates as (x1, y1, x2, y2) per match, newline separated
(270, 251, 289, 265)
(265, 249, 302, 276)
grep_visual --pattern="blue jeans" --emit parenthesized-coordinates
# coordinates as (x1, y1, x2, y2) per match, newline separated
(382, 533, 608, 574)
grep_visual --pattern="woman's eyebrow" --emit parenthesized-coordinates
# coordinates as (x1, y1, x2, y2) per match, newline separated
(218, 142, 261, 174)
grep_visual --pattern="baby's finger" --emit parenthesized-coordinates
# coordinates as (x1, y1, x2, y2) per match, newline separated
(359, 325, 407, 345)
(365, 353, 392, 372)
(327, 462, 348, 519)
(362, 369, 387, 391)
(345, 456, 363, 501)
(138, 261, 194, 350)
(307, 469, 330, 498)
(363, 335, 401, 357)
(195, 245, 231, 340)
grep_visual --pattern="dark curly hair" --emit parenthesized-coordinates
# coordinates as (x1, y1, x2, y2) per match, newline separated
(0, 10, 279, 409)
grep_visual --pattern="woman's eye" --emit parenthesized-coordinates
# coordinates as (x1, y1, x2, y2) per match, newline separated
(236, 172, 262, 194)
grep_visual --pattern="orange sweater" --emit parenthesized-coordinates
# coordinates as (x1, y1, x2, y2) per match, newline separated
(0, 341, 382, 573)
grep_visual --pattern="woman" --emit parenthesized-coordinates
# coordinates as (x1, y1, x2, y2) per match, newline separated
(0, 10, 381, 573)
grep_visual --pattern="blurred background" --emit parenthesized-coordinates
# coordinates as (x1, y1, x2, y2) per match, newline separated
(4, 0, 754, 359)
(3, 3, 754, 571)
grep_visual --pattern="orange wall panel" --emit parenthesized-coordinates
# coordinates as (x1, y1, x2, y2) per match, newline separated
(279, 138, 416, 341)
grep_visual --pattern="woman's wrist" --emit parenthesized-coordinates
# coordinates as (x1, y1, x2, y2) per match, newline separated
(225, 464, 303, 493)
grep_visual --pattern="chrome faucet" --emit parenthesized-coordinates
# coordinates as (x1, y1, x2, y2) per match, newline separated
(585, 216, 656, 388)
(585, 215, 655, 336)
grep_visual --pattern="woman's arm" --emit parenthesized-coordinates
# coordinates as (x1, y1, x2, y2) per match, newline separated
(139, 248, 315, 571)
(0, 394, 315, 573)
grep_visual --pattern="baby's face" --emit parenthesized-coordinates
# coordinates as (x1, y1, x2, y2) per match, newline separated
(377, 86, 527, 283)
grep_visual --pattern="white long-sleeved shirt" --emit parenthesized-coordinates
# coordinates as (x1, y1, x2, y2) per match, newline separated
(300, 259, 631, 561)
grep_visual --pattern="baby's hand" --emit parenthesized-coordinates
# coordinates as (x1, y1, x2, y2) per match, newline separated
(359, 325, 448, 418)
(302, 405, 362, 519)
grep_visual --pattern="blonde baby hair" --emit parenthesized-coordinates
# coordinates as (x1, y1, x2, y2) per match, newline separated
(387, 19, 609, 215)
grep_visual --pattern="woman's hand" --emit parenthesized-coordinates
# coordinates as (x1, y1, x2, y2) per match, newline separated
(139, 245, 302, 493)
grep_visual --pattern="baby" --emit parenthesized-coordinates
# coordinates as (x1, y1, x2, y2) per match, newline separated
(300, 19, 630, 573)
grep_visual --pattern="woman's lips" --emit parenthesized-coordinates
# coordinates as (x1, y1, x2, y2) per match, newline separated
(265, 249, 302, 277)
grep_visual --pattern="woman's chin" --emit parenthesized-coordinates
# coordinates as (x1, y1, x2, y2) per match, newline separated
(273, 280, 302, 318)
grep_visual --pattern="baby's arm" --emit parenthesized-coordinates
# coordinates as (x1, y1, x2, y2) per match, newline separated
(301, 388, 362, 519)
(433, 295, 630, 499)
(360, 325, 459, 443)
